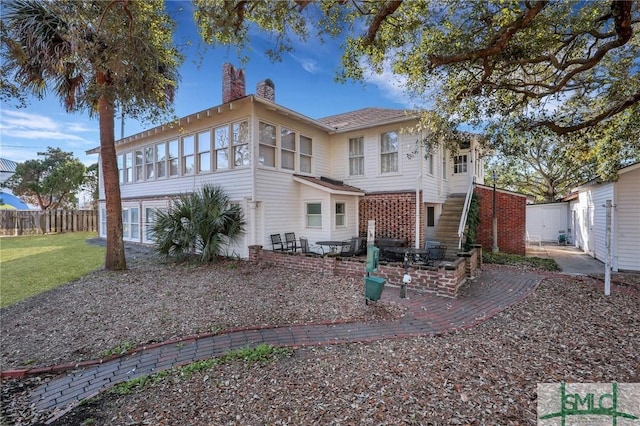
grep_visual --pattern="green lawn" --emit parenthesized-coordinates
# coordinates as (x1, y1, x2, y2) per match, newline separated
(0, 232, 105, 308)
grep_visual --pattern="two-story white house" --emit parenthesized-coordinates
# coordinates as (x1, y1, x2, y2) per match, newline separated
(91, 64, 486, 258)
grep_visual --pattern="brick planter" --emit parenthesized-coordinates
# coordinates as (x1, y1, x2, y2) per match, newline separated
(248, 245, 481, 298)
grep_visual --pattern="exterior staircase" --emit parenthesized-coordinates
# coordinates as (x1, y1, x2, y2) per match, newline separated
(433, 194, 466, 258)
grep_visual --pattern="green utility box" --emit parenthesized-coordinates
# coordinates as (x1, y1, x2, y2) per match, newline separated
(365, 276, 386, 302)
(365, 246, 385, 303)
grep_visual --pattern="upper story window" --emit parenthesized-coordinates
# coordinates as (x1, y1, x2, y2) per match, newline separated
(349, 136, 364, 176)
(454, 154, 468, 174)
(300, 135, 312, 173)
(214, 125, 229, 170)
(442, 149, 447, 180)
(168, 140, 179, 176)
(145, 146, 155, 179)
(380, 131, 398, 173)
(233, 121, 249, 167)
(281, 127, 296, 170)
(259, 121, 276, 167)
(182, 135, 194, 175)
(426, 151, 434, 175)
(155, 142, 166, 178)
(134, 150, 143, 182)
(118, 152, 133, 184)
(197, 130, 211, 173)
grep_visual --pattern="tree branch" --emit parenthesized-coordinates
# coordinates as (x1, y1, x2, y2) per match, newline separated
(534, 90, 640, 135)
(428, 1, 548, 67)
(363, 0, 403, 45)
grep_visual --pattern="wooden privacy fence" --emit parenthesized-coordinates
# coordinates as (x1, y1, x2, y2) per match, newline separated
(0, 210, 98, 236)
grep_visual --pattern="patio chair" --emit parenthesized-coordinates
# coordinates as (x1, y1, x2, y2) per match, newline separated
(270, 234, 285, 251)
(284, 232, 299, 251)
(427, 245, 446, 263)
(299, 237, 324, 255)
(339, 237, 358, 257)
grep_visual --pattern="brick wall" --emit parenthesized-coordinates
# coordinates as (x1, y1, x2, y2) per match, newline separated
(475, 185, 526, 255)
(359, 192, 423, 247)
(248, 245, 480, 298)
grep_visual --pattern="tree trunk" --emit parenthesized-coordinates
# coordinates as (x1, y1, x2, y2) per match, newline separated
(97, 77, 126, 270)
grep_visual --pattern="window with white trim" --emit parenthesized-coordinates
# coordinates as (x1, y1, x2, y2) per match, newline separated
(233, 121, 249, 167)
(300, 135, 312, 173)
(454, 154, 468, 174)
(145, 146, 154, 179)
(214, 125, 229, 170)
(335, 202, 346, 228)
(182, 135, 194, 175)
(197, 131, 211, 173)
(100, 207, 107, 237)
(306, 203, 322, 228)
(259, 121, 276, 167)
(442, 149, 447, 180)
(426, 152, 434, 175)
(380, 131, 399, 173)
(281, 127, 295, 170)
(155, 142, 166, 178)
(118, 152, 133, 184)
(349, 137, 364, 176)
(122, 206, 140, 241)
(135, 149, 143, 181)
(168, 140, 179, 176)
(143, 206, 166, 243)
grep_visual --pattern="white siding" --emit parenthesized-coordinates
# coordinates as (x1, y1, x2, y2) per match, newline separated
(571, 182, 614, 261)
(254, 169, 360, 249)
(331, 124, 420, 193)
(615, 167, 640, 271)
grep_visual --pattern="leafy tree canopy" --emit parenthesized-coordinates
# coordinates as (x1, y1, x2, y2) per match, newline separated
(2, 0, 182, 121)
(2, 0, 183, 270)
(2, 147, 86, 210)
(193, 0, 640, 175)
(486, 130, 599, 203)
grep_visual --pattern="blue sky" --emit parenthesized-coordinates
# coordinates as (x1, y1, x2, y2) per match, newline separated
(0, 2, 413, 167)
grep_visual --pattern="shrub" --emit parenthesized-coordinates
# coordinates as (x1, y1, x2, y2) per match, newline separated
(483, 251, 560, 271)
(152, 185, 246, 262)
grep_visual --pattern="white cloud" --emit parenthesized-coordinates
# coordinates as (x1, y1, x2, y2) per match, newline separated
(289, 53, 319, 74)
(0, 109, 95, 141)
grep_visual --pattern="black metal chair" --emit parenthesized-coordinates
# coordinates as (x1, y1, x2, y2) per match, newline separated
(339, 237, 358, 257)
(284, 232, 298, 251)
(299, 237, 324, 255)
(270, 234, 285, 251)
(427, 245, 446, 263)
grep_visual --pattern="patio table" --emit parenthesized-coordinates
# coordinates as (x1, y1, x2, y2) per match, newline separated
(316, 240, 350, 253)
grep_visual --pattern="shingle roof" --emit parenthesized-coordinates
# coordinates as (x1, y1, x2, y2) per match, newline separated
(317, 108, 417, 132)
(293, 175, 364, 195)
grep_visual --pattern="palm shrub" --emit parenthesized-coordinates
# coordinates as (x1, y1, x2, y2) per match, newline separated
(152, 185, 246, 262)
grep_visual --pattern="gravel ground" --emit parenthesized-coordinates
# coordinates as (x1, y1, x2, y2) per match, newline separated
(1, 247, 639, 425)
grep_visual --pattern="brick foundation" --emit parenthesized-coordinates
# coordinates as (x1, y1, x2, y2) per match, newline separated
(248, 245, 480, 298)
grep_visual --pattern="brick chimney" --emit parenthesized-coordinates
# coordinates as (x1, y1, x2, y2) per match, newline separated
(222, 63, 246, 103)
(256, 79, 275, 102)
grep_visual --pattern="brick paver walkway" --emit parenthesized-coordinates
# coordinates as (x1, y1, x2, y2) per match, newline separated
(26, 267, 541, 420)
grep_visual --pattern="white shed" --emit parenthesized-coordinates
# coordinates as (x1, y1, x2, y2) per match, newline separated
(526, 202, 569, 243)
(568, 163, 640, 272)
